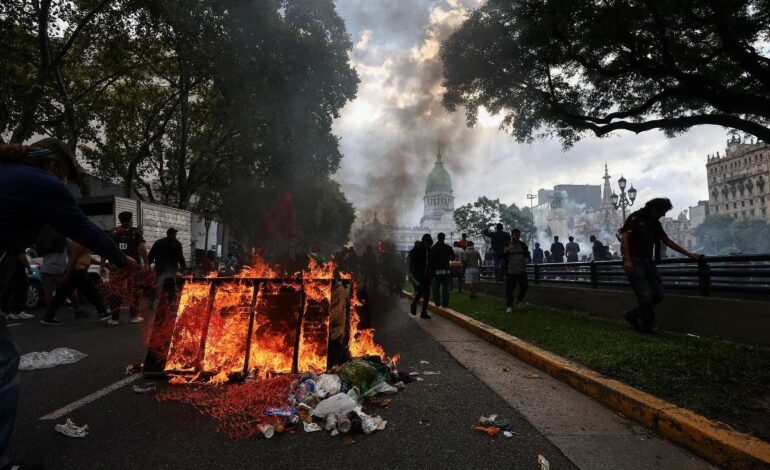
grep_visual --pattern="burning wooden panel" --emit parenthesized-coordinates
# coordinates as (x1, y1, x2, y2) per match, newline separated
(247, 285, 302, 377)
(201, 283, 255, 382)
(164, 282, 212, 372)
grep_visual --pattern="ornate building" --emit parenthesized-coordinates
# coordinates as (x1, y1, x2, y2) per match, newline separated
(706, 136, 770, 220)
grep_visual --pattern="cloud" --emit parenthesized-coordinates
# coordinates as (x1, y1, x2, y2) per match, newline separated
(333, 0, 724, 229)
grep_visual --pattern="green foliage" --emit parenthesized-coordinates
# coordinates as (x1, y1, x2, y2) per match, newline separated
(695, 215, 735, 254)
(731, 218, 770, 254)
(696, 215, 770, 254)
(454, 196, 535, 239)
(441, 0, 770, 146)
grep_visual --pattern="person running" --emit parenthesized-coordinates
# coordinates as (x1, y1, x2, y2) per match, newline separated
(483, 223, 511, 281)
(504, 229, 531, 313)
(148, 228, 187, 305)
(430, 233, 455, 308)
(618, 198, 701, 333)
(565, 236, 580, 263)
(550, 236, 565, 263)
(462, 241, 482, 298)
(408, 235, 433, 318)
(0, 139, 133, 470)
(103, 211, 148, 325)
(41, 241, 109, 325)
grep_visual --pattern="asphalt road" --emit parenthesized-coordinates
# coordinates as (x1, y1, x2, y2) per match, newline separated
(7, 293, 576, 470)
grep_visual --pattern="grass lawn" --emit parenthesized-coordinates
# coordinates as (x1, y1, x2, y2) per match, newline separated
(404, 283, 770, 440)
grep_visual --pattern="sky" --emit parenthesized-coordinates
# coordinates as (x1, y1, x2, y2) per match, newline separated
(332, 0, 729, 228)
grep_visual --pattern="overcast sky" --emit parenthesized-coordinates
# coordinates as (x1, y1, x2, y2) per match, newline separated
(332, 0, 728, 228)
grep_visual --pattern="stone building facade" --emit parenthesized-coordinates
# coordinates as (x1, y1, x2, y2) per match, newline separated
(706, 136, 770, 221)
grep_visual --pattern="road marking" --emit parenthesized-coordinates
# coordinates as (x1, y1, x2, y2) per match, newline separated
(39, 374, 142, 421)
(6, 323, 22, 327)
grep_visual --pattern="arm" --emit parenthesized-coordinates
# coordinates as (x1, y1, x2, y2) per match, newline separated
(18, 254, 31, 274)
(662, 235, 699, 259)
(177, 242, 187, 270)
(622, 232, 633, 273)
(147, 241, 157, 266)
(139, 242, 149, 268)
(65, 242, 86, 278)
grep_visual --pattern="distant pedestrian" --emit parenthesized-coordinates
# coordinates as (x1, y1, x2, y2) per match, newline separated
(409, 235, 433, 318)
(200, 250, 215, 274)
(483, 223, 511, 281)
(148, 228, 187, 305)
(619, 198, 701, 333)
(36, 227, 78, 311)
(360, 245, 379, 292)
(589, 235, 604, 261)
(544, 250, 552, 263)
(430, 233, 455, 308)
(462, 241, 482, 298)
(532, 242, 544, 264)
(104, 211, 147, 325)
(550, 236, 565, 263)
(504, 229, 531, 313)
(451, 241, 464, 292)
(458, 233, 469, 250)
(565, 236, 580, 262)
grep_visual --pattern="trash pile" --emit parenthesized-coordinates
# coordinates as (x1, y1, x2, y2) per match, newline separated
(472, 414, 516, 438)
(19, 347, 87, 370)
(157, 355, 408, 439)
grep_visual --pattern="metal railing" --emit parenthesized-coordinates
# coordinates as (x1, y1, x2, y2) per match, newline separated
(480, 255, 770, 297)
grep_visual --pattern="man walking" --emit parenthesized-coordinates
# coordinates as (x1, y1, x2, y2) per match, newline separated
(619, 198, 701, 333)
(504, 229, 531, 313)
(550, 236, 565, 263)
(565, 236, 580, 263)
(532, 242, 544, 264)
(462, 241, 482, 298)
(483, 223, 511, 281)
(451, 241, 464, 292)
(104, 211, 148, 325)
(148, 228, 187, 305)
(430, 233, 455, 308)
(590, 235, 605, 261)
(408, 235, 433, 318)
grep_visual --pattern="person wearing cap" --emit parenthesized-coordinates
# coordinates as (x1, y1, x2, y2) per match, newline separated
(103, 211, 148, 325)
(148, 227, 187, 305)
(0, 139, 135, 470)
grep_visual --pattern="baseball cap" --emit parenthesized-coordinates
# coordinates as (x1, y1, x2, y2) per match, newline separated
(29, 137, 83, 184)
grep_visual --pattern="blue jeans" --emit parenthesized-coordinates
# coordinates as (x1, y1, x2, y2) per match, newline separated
(626, 258, 665, 331)
(0, 323, 20, 469)
(432, 273, 451, 307)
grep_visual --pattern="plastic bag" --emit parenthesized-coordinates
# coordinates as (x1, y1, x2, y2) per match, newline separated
(311, 393, 358, 418)
(363, 381, 398, 397)
(316, 374, 342, 398)
(19, 348, 87, 370)
(338, 359, 384, 394)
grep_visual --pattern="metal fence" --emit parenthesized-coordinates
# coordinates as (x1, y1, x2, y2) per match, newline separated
(480, 255, 770, 296)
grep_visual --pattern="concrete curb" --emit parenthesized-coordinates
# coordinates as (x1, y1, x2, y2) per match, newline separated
(403, 292, 770, 469)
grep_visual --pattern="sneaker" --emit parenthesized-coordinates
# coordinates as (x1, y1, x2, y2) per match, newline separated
(107, 318, 120, 326)
(74, 310, 90, 319)
(420, 312, 431, 319)
(15, 311, 35, 320)
(40, 317, 63, 326)
(99, 313, 110, 321)
(409, 303, 417, 315)
(129, 316, 144, 324)
(505, 307, 513, 314)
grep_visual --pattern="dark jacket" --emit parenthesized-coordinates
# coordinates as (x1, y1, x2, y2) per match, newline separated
(504, 240, 531, 275)
(148, 236, 187, 274)
(0, 163, 125, 265)
(408, 244, 429, 277)
(532, 247, 544, 264)
(429, 241, 455, 272)
(550, 242, 565, 260)
(483, 228, 511, 253)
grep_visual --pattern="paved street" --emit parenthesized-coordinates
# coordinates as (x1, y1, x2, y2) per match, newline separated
(7, 293, 576, 470)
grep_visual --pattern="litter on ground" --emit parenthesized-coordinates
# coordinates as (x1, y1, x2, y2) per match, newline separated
(19, 348, 87, 370)
(55, 419, 89, 438)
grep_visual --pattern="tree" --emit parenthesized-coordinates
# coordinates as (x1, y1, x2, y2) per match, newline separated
(500, 204, 534, 240)
(441, 1, 770, 147)
(453, 197, 506, 236)
(731, 219, 770, 254)
(695, 215, 735, 254)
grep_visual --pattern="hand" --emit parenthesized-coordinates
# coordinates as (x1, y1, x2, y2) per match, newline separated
(688, 252, 701, 260)
(623, 258, 633, 274)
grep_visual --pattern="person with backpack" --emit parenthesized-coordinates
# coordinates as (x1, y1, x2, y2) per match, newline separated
(102, 211, 148, 325)
(0, 139, 133, 470)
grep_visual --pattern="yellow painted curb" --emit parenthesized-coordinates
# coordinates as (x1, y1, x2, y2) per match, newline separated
(403, 292, 770, 469)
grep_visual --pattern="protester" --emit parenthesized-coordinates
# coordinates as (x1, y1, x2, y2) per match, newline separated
(347, 246, 359, 277)
(532, 242, 544, 264)
(104, 211, 147, 325)
(458, 233, 469, 249)
(360, 245, 379, 293)
(618, 198, 701, 333)
(408, 235, 432, 318)
(550, 236, 565, 263)
(589, 235, 605, 261)
(503, 229, 531, 313)
(565, 236, 580, 263)
(0, 139, 134, 470)
(36, 227, 78, 313)
(451, 241, 464, 292)
(483, 223, 511, 281)
(430, 233, 455, 308)
(41, 240, 109, 325)
(200, 250, 216, 274)
(148, 228, 187, 305)
(224, 252, 238, 275)
(383, 244, 405, 296)
(544, 250, 552, 263)
(462, 241, 482, 298)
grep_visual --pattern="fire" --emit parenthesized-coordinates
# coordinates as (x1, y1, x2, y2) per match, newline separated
(158, 256, 388, 383)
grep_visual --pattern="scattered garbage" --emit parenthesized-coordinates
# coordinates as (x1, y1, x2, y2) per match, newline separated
(19, 348, 87, 370)
(125, 363, 143, 375)
(419, 360, 430, 364)
(422, 371, 440, 376)
(303, 422, 322, 432)
(364, 381, 398, 397)
(55, 418, 89, 438)
(316, 374, 341, 398)
(473, 414, 514, 438)
(524, 372, 540, 379)
(479, 415, 510, 429)
(259, 424, 275, 439)
(133, 383, 157, 394)
(503, 431, 514, 438)
(472, 424, 500, 436)
(338, 358, 386, 394)
(538, 454, 550, 470)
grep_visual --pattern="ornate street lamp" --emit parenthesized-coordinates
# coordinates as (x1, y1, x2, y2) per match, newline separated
(611, 175, 637, 220)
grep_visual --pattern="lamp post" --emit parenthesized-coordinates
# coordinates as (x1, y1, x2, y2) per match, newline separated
(526, 193, 537, 240)
(610, 175, 637, 220)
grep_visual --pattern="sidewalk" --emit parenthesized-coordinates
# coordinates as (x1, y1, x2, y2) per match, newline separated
(397, 297, 713, 469)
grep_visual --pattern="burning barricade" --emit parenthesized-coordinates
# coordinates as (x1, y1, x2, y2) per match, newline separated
(143, 257, 405, 439)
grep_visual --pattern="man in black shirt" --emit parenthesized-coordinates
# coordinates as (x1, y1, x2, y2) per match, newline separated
(104, 211, 148, 325)
(618, 198, 700, 333)
(589, 235, 605, 261)
(550, 236, 565, 263)
(148, 228, 187, 304)
(429, 232, 455, 308)
(482, 223, 510, 281)
(408, 235, 433, 318)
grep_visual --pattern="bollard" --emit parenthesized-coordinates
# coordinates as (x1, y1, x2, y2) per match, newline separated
(697, 256, 711, 297)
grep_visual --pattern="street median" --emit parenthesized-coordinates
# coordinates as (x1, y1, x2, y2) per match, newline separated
(403, 291, 770, 469)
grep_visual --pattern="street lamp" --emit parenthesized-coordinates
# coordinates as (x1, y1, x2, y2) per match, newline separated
(526, 193, 537, 240)
(611, 175, 637, 220)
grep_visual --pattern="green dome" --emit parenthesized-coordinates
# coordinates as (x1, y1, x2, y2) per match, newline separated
(426, 157, 453, 194)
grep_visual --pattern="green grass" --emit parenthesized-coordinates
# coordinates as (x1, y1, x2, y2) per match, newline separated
(404, 283, 770, 439)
